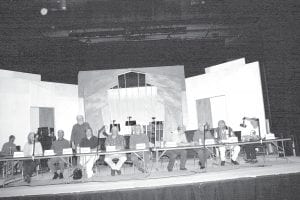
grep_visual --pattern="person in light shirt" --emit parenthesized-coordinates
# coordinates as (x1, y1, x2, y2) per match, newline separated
(241, 118, 260, 163)
(165, 126, 188, 172)
(214, 120, 240, 166)
(23, 132, 43, 183)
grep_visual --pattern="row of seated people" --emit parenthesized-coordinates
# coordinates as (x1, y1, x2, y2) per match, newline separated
(1, 117, 260, 183)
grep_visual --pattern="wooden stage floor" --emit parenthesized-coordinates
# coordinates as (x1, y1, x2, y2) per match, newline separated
(1, 156, 300, 198)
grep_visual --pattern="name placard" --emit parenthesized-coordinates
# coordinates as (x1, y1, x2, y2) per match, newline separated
(13, 152, 24, 158)
(228, 137, 238, 143)
(198, 139, 215, 145)
(62, 148, 73, 155)
(205, 139, 216, 145)
(165, 142, 177, 148)
(136, 143, 146, 150)
(44, 150, 55, 156)
(80, 147, 91, 154)
(106, 146, 116, 152)
(265, 134, 275, 140)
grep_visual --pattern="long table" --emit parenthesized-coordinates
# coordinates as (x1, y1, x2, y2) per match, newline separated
(0, 149, 150, 187)
(151, 138, 292, 170)
(0, 138, 292, 187)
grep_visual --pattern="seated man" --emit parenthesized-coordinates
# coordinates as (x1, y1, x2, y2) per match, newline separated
(214, 120, 240, 166)
(104, 126, 126, 176)
(79, 128, 99, 178)
(129, 125, 150, 173)
(165, 126, 188, 172)
(242, 118, 260, 163)
(192, 123, 214, 169)
(1, 135, 17, 156)
(47, 130, 70, 179)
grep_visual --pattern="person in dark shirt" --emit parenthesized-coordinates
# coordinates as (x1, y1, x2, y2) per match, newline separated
(129, 125, 150, 173)
(1, 135, 16, 156)
(47, 130, 70, 179)
(79, 129, 98, 149)
(104, 126, 126, 176)
(79, 128, 99, 178)
(71, 115, 91, 149)
(70, 115, 91, 165)
(192, 123, 214, 169)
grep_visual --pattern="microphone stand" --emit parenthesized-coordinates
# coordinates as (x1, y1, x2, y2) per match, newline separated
(96, 126, 105, 157)
(203, 124, 207, 169)
(32, 134, 37, 160)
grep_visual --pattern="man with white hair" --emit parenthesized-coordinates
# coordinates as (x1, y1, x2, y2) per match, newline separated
(71, 115, 91, 149)
(214, 120, 240, 166)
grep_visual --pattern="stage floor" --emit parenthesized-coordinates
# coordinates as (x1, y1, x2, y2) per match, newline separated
(1, 156, 300, 198)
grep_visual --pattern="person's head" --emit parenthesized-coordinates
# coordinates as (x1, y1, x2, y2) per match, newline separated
(27, 132, 36, 144)
(85, 128, 93, 138)
(250, 119, 259, 129)
(76, 115, 84, 125)
(111, 126, 119, 137)
(9, 135, 15, 143)
(218, 120, 226, 129)
(133, 125, 142, 135)
(177, 125, 185, 134)
(57, 130, 64, 140)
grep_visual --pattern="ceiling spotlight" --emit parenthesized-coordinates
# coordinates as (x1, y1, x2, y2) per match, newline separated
(40, 8, 48, 16)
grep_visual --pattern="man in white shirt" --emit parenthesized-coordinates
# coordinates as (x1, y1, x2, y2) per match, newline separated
(214, 120, 240, 166)
(165, 126, 188, 172)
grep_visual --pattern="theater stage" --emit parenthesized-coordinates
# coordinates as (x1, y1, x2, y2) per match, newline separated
(0, 156, 300, 200)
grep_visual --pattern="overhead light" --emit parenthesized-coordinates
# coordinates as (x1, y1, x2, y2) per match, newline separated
(40, 8, 48, 16)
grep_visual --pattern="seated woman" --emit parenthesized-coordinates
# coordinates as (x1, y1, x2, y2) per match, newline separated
(23, 132, 43, 183)
(104, 126, 126, 176)
(242, 118, 260, 163)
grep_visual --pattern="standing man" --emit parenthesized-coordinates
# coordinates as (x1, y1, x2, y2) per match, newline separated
(214, 120, 240, 166)
(70, 115, 91, 165)
(48, 130, 70, 179)
(165, 126, 188, 172)
(104, 126, 127, 176)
